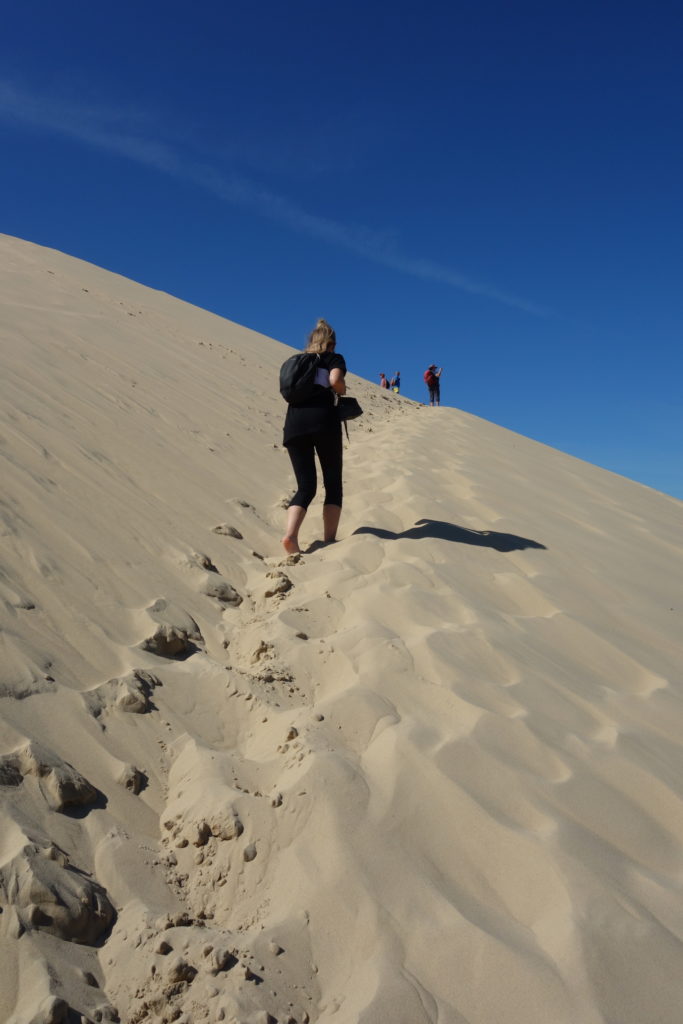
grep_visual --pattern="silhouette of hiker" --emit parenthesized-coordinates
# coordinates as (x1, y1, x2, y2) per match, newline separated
(424, 365, 442, 405)
(354, 518, 546, 552)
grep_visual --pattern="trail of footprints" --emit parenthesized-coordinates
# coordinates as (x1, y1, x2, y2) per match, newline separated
(0, 508, 325, 1024)
(115, 519, 324, 1024)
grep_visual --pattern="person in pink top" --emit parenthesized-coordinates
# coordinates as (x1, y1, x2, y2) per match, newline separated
(379, 373, 390, 389)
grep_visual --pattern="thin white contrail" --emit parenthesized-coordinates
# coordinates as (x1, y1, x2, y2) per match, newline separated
(0, 81, 548, 316)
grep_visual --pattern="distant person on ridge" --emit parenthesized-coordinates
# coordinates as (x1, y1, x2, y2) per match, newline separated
(379, 372, 390, 389)
(390, 372, 401, 393)
(281, 319, 346, 554)
(424, 364, 442, 406)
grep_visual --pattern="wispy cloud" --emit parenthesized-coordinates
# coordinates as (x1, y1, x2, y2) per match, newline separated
(0, 81, 548, 315)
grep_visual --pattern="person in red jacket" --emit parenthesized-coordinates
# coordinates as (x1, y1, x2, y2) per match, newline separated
(424, 364, 442, 406)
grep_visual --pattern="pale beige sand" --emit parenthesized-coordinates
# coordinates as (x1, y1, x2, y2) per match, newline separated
(1, 232, 682, 1024)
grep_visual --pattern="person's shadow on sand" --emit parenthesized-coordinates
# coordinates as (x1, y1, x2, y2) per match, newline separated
(353, 518, 546, 552)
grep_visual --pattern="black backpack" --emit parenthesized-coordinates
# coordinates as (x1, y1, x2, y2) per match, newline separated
(279, 352, 320, 404)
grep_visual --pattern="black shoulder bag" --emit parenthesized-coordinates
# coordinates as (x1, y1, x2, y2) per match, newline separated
(336, 396, 363, 441)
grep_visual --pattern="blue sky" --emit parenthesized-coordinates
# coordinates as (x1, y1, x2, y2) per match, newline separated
(2, 1, 681, 498)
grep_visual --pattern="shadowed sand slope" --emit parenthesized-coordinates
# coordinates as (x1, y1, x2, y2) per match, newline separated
(1, 233, 682, 1024)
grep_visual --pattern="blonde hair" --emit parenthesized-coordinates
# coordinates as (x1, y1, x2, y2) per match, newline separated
(306, 318, 336, 354)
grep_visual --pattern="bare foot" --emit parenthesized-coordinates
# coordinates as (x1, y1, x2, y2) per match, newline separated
(282, 535, 300, 554)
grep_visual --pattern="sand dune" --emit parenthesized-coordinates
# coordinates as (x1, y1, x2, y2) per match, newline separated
(1, 233, 682, 1023)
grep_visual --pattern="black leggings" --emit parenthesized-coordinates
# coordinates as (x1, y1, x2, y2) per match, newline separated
(287, 430, 343, 509)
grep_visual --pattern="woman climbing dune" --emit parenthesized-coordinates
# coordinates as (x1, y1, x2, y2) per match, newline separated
(281, 319, 347, 554)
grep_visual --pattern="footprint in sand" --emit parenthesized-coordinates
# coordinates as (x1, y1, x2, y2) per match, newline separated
(0, 580, 36, 611)
(82, 669, 161, 719)
(139, 598, 204, 658)
(116, 762, 147, 794)
(279, 595, 344, 639)
(212, 524, 243, 539)
(188, 551, 219, 573)
(200, 577, 244, 606)
(264, 572, 293, 598)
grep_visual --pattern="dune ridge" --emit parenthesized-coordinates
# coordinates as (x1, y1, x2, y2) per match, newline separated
(1, 233, 682, 1023)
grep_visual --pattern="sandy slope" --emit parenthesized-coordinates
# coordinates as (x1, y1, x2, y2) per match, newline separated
(1, 233, 682, 1024)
